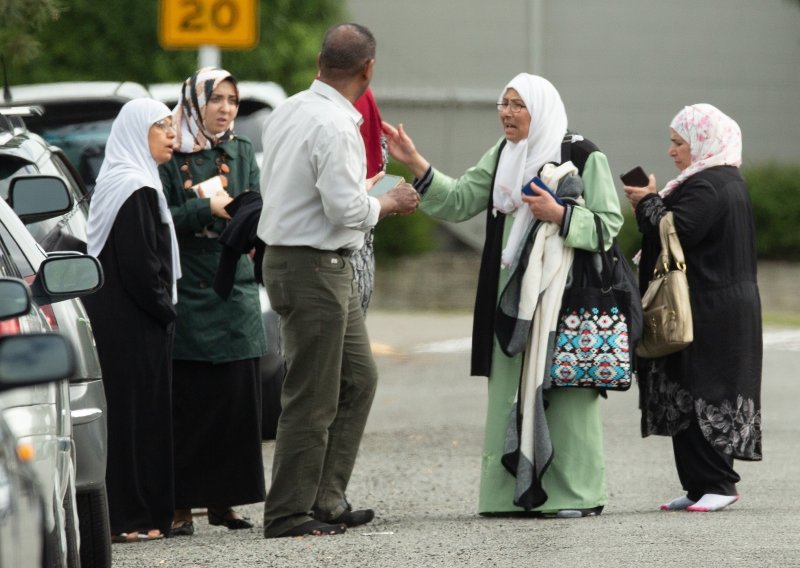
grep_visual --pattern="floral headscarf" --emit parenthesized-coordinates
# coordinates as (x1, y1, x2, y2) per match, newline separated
(173, 67, 239, 153)
(660, 103, 742, 198)
(492, 74, 567, 215)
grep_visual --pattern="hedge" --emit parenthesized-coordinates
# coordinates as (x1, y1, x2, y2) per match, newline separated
(375, 162, 800, 263)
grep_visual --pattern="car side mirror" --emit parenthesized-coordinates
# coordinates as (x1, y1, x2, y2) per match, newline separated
(0, 333, 76, 392)
(8, 175, 73, 224)
(0, 278, 32, 321)
(29, 254, 104, 306)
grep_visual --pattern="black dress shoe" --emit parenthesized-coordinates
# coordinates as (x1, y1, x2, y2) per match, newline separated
(328, 508, 375, 527)
(208, 508, 254, 530)
(270, 520, 347, 539)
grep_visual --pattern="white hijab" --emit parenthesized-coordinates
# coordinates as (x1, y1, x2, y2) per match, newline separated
(87, 98, 181, 303)
(492, 74, 568, 215)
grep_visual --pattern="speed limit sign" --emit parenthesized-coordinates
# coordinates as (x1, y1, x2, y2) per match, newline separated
(159, 0, 259, 49)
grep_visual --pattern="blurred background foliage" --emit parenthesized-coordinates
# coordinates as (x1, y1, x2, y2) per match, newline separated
(615, 164, 800, 263)
(3, 0, 799, 262)
(3, 0, 343, 95)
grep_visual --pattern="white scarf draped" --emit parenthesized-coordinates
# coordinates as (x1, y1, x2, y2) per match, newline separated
(492, 74, 568, 266)
(87, 98, 181, 303)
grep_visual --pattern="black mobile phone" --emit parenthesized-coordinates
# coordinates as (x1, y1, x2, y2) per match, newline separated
(620, 166, 649, 187)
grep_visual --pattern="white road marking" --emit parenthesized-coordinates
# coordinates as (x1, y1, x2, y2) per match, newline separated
(374, 329, 800, 355)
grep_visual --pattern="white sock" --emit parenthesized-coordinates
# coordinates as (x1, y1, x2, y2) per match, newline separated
(659, 495, 696, 511)
(686, 494, 739, 512)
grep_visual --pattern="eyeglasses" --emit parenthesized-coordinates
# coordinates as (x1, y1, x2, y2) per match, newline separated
(496, 100, 527, 114)
(152, 119, 176, 133)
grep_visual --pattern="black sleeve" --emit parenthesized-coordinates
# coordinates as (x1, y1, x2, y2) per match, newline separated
(110, 187, 176, 327)
(636, 177, 721, 249)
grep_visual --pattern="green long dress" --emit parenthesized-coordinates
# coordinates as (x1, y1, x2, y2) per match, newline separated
(419, 137, 623, 514)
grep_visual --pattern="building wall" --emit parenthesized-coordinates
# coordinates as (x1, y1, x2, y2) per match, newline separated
(346, 0, 800, 184)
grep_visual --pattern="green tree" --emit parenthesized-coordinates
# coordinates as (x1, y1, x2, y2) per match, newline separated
(0, 0, 61, 66)
(7, 0, 344, 95)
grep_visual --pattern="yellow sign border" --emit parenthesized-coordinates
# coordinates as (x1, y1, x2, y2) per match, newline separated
(159, 0, 259, 50)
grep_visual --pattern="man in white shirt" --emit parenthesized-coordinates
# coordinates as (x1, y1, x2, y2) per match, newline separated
(258, 22, 419, 539)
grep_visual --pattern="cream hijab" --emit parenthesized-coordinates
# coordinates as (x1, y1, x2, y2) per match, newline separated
(661, 103, 743, 198)
(492, 74, 568, 215)
(173, 67, 238, 154)
(87, 98, 181, 303)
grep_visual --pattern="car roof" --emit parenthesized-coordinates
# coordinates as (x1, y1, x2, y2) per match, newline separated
(9, 81, 151, 104)
(149, 81, 286, 113)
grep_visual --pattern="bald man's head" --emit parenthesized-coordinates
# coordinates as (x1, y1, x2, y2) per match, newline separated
(319, 23, 376, 81)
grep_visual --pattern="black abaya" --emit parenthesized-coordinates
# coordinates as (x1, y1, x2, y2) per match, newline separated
(82, 187, 176, 536)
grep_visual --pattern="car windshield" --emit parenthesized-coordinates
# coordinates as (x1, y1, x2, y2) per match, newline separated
(39, 119, 113, 171)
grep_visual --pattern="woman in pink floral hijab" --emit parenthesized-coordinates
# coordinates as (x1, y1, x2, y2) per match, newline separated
(660, 103, 743, 197)
(625, 104, 762, 514)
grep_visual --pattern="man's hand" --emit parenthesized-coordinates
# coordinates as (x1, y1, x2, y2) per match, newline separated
(377, 182, 420, 218)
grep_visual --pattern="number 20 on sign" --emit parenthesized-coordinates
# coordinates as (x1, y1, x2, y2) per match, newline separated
(159, 0, 259, 49)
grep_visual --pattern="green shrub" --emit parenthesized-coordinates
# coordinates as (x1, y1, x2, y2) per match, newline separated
(373, 160, 437, 262)
(615, 209, 642, 264)
(743, 163, 800, 260)
(615, 163, 800, 262)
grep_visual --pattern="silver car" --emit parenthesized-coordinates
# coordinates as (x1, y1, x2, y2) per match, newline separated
(0, 277, 79, 568)
(0, 190, 103, 567)
(1, 106, 111, 567)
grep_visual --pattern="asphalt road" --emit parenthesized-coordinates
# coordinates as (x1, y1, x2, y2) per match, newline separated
(111, 311, 800, 567)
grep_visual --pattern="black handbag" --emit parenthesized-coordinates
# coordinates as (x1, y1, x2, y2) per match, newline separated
(549, 215, 640, 391)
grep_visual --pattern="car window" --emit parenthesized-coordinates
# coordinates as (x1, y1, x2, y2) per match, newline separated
(0, 153, 87, 245)
(234, 108, 272, 153)
(0, 157, 37, 201)
(39, 119, 113, 172)
(38, 155, 88, 243)
(0, 221, 33, 279)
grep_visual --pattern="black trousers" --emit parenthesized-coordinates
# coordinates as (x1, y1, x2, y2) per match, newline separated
(672, 419, 741, 501)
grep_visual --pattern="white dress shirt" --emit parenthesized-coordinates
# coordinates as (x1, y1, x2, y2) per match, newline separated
(257, 80, 380, 250)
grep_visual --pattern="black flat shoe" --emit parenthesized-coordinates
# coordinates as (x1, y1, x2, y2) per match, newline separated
(208, 508, 254, 530)
(327, 508, 374, 528)
(170, 520, 194, 536)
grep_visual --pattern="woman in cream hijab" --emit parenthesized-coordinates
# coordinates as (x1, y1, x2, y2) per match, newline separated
(383, 73, 623, 517)
(84, 97, 180, 541)
(625, 104, 762, 513)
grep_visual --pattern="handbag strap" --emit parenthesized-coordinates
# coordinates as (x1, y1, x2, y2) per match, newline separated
(594, 214, 614, 291)
(656, 212, 687, 275)
(571, 214, 614, 292)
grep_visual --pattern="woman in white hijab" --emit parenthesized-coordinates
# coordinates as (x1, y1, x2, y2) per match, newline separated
(84, 97, 180, 542)
(383, 74, 623, 517)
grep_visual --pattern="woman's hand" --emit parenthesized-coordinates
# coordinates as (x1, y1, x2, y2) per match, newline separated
(623, 174, 657, 211)
(521, 184, 565, 225)
(209, 190, 233, 220)
(381, 121, 430, 179)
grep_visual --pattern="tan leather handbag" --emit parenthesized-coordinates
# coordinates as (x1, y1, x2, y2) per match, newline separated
(636, 212, 694, 358)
